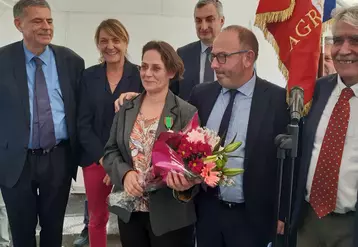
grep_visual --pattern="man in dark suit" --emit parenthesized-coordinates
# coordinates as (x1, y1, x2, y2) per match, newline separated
(0, 1, 84, 246)
(292, 5, 358, 247)
(189, 25, 289, 247)
(169, 0, 225, 100)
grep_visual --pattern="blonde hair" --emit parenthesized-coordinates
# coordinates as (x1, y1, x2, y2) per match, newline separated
(94, 19, 130, 63)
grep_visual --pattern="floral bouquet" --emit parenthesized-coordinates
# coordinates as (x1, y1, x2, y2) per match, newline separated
(108, 112, 244, 213)
(151, 112, 244, 187)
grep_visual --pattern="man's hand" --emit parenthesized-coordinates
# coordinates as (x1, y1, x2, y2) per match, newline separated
(103, 174, 111, 186)
(166, 171, 201, 191)
(123, 171, 143, 197)
(277, 220, 285, 235)
(114, 92, 140, 112)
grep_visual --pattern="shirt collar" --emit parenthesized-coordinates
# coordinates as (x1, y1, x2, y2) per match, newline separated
(23, 42, 51, 65)
(222, 72, 256, 97)
(201, 41, 210, 53)
(337, 75, 358, 97)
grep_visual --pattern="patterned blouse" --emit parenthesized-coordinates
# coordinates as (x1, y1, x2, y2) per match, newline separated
(129, 112, 159, 212)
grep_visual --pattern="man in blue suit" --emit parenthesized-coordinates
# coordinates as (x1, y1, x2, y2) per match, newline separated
(170, 0, 225, 100)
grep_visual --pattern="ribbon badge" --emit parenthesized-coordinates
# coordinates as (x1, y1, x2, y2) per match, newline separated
(164, 116, 173, 130)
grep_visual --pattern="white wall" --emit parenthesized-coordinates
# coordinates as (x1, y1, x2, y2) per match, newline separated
(0, 0, 286, 87)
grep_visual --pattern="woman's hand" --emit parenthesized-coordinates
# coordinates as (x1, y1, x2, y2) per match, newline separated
(166, 171, 201, 191)
(103, 174, 111, 186)
(123, 171, 144, 197)
(114, 92, 140, 112)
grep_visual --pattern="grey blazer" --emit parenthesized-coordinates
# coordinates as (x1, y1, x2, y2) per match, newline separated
(103, 90, 198, 236)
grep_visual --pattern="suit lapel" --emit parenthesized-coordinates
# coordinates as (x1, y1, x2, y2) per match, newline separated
(201, 81, 221, 126)
(13, 41, 30, 127)
(304, 75, 337, 140)
(245, 78, 269, 166)
(155, 91, 179, 139)
(122, 95, 141, 159)
(301, 75, 337, 177)
(192, 41, 201, 85)
(50, 45, 72, 118)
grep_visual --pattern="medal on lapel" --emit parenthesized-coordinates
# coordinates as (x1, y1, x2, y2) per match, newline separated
(164, 116, 173, 131)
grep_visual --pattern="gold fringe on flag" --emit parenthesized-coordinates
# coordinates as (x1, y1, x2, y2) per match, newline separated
(254, 0, 313, 116)
(254, 0, 296, 27)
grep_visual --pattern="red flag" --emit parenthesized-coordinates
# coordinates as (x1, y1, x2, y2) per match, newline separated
(255, 0, 323, 114)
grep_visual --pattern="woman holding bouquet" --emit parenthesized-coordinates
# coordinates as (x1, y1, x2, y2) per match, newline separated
(77, 19, 143, 247)
(103, 41, 199, 247)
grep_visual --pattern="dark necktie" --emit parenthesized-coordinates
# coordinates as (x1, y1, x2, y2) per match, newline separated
(310, 87, 354, 218)
(32, 57, 56, 150)
(218, 89, 238, 146)
(203, 47, 214, 83)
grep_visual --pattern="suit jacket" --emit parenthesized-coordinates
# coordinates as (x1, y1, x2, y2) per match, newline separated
(103, 90, 198, 236)
(0, 41, 84, 188)
(77, 60, 143, 167)
(189, 78, 289, 244)
(292, 74, 358, 246)
(170, 41, 201, 100)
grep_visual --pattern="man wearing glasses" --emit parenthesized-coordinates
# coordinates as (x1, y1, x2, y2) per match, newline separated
(188, 25, 289, 247)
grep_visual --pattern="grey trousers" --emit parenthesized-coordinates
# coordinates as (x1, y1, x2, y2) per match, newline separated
(297, 202, 354, 247)
(0, 190, 10, 247)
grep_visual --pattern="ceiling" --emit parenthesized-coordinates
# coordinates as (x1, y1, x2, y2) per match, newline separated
(1, 0, 357, 10)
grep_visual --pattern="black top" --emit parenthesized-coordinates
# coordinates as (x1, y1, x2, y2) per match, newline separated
(78, 60, 143, 167)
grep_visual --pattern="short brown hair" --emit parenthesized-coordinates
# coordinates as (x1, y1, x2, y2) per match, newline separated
(223, 25, 259, 61)
(142, 41, 185, 80)
(95, 19, 129, 46)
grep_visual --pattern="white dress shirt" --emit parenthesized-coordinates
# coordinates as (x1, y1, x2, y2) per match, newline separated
(306, 76, 358, 213)
(199, 42, 217, 84)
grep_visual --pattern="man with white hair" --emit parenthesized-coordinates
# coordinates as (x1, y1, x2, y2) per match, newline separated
(292, 5, 358, 247)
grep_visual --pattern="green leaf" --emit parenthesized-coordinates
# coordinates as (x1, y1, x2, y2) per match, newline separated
(226, 155, 244, 159)
(222, 154, 228, 163)
(229, 133, 238, 144)
(213, 139, 222, 152)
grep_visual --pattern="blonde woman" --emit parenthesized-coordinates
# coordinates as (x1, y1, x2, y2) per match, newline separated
(77, 19, 143, 247)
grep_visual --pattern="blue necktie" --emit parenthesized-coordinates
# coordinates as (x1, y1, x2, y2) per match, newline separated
(203, 47, 214, 83)
(206, 89, 238, 197)
(32, 57, 56, 150)
(218, 89, 238, 146)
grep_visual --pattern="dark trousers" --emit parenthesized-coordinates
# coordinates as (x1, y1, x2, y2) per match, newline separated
(1, 142, 72, 247)
(196, 192, 263, 247)
(297, 202, 355, 247)
(118, 212, 195, 247)
(84, 199, 89, 228)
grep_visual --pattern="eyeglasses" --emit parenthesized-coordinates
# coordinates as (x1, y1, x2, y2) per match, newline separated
(208, 50, 249, 64)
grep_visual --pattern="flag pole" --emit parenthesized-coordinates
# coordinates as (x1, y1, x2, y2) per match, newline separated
(317, 34, 325, 78)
